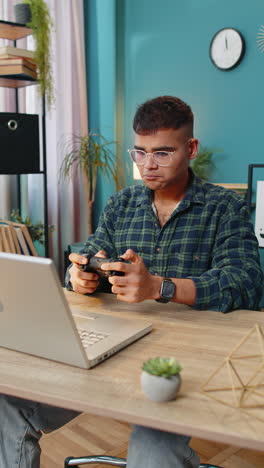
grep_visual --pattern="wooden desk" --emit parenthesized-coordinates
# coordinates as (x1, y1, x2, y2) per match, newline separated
(1, 291, 264, 451)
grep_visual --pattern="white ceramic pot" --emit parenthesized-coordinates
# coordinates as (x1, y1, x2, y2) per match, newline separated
(141, 371, 181, 402)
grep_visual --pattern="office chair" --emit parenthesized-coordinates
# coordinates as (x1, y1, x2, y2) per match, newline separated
(64, 455, 223, 467)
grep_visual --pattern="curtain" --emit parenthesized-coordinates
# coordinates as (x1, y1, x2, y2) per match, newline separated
(0, 0, 88, 275)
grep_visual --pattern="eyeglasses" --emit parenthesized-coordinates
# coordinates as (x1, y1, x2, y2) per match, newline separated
(128, 140, 192, 167)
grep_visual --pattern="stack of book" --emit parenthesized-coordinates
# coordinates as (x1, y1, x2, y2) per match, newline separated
(0, 219, 37, 256)
(0, 45, 37, 83)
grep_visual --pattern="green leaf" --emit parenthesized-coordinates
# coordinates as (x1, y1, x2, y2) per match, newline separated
(59, 131, 118, 201)
(190, 146, 221, 181)
(22, 0, 54, 108)
(142, 357, 182, 379)
(9, 209, 55, 245)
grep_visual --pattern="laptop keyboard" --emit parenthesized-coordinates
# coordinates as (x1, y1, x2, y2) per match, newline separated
(78, 328, 109, 348)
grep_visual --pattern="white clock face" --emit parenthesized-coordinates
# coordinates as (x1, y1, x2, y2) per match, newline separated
(210, 28, 244, 70)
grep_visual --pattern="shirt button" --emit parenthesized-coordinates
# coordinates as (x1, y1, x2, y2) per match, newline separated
(156, 247, 160, 252)
(154, 272, 158, 276)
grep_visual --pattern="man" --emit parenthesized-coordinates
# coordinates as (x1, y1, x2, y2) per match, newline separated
(0, 96, 263, 468)
(68, 96, 262, 312)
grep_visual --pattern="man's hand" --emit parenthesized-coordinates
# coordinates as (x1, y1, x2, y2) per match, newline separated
(101, 249, 161, 303)
(68, 250, 107, 295)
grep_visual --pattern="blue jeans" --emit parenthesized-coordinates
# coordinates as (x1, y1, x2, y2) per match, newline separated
(0, 394, 200, 468)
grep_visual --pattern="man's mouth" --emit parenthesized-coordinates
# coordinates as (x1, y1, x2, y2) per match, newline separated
(143, 174, 160, 179)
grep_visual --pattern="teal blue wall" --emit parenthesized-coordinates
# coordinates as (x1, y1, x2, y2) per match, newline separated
(123, 0, 264, 185)
(84, 0, 264, 303)
(84, 0, 117, 226)
(84, 0, 264, 207)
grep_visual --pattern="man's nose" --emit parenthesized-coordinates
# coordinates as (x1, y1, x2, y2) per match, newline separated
(143, 153, 158, 169)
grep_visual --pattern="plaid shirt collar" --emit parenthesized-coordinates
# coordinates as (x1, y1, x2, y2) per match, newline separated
(136, 169, 205, 211)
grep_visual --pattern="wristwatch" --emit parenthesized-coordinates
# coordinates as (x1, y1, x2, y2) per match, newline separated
(156, 278, 176, 303)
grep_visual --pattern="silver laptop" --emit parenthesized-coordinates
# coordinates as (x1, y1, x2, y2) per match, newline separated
(0, 252, 152, 368)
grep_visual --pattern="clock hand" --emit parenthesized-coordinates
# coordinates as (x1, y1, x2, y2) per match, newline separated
(225, 36, 228, 50)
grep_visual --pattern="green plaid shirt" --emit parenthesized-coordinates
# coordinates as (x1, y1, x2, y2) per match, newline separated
(67, 172, 263, 312)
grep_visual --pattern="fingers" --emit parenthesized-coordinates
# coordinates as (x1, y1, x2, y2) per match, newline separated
(110, 283, 131, 299)
(95, 250, 107, 258)
(69, 253, 88, 269)
(109, 275, 140, 300)
(78, 271, 99, 282)
(69, 266, 99, 282)
(101, 261, 128, 275)
(120, 249, 141, 263)
(69, 249, 145, 300)
(115, 291, 142, 303)
(68, 250, 108, 296)
(110, 279, 127, 295)
(68, 253, 100, 295)
(78, 277, 99, 289)
(72, 280, 99, 295)
(116, 294, 137, 303)
(69, 250, 107, 264)
(70, 274, 99, 295)
(108, 274, 127, 285)
(101, 250, 141, 275)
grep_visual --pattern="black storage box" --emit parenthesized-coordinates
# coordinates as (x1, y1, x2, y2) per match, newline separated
(0, 112, 40, 174)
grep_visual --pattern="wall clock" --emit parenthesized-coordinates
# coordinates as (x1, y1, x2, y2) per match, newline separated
(210, 28, 245, 70)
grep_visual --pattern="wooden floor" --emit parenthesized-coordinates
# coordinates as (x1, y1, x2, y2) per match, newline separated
(40, 413, 264, 468)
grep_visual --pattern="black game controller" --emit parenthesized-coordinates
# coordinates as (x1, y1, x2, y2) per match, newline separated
(80, 254, 129, 277)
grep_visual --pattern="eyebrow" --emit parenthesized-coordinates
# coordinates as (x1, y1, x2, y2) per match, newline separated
(134, 145, 176, 152)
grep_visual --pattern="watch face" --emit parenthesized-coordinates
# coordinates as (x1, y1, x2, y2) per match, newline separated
(161, 279, 175, 299)
(210, 28, 245, 70)
(156, 278, 176, 303)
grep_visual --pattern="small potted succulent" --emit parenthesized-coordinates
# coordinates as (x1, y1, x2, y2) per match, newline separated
(141, 357, 182, 402)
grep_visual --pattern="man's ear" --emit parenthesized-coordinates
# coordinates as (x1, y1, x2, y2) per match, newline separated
(188, 138, 199, 161)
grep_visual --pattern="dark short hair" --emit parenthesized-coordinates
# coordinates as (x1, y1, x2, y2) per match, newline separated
(133, 96, 193, 135)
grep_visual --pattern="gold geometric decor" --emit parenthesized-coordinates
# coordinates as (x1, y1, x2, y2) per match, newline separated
(202, 324, 264, 409)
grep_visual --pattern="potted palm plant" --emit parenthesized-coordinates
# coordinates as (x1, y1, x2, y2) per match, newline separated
(14, 0, 54, 108)
(141, 357, 182, 402)
(60, 132, 118, 235)
(190, 146, 219, 181)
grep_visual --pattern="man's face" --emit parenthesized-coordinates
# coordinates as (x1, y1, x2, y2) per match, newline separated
(134, 128, 198, 193)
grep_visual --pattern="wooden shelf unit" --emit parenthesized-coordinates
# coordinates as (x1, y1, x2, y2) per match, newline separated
(0, 76, 36, 88)
(0, 20, 32, 40)
(0, 20, 37, 88)
(0, 20, 48, 256)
